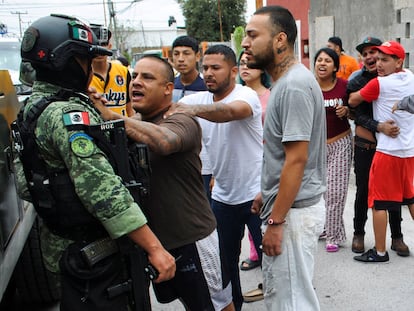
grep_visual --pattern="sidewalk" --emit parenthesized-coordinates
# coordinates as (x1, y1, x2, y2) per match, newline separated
(151, 171, 414, 310)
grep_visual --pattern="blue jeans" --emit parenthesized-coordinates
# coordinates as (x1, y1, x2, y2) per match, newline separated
(211, 199, 262, 311)
(202, 174, 212, 205)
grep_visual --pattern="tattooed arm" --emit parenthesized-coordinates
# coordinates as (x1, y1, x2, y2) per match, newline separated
(165, 100, 253, 123)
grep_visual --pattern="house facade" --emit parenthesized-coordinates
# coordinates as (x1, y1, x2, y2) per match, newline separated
(264, 0, 414, 71)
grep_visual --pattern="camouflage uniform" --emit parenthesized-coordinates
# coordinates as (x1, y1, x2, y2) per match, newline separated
(15, 80, 147, 272)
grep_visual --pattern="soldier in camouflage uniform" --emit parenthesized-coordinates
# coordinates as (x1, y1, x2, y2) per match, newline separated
(13, 14, 175, 311)
(92, 55, 235, 311)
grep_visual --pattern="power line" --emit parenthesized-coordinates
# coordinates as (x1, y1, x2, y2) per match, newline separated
(0, 1, 134, 11)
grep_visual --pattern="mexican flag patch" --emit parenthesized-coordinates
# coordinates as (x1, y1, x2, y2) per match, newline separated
(72, 27, 93, 43)
(63, 111, 90, 126)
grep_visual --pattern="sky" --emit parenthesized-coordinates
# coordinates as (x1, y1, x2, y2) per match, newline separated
(0, 0, 257, 38)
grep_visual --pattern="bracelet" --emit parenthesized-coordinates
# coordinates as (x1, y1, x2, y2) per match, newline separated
(267, 218, 286, 226)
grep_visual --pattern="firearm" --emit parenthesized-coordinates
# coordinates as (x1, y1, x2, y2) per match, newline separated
(87, 120, 152, 310)
(115, 237, 152, 311)
(87, 120, 150, 204)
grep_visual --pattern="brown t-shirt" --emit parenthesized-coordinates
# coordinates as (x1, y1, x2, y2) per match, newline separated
(142, 112, 216, 250)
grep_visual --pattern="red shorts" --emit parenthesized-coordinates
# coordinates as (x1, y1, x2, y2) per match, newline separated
(368, 151, 414, 209)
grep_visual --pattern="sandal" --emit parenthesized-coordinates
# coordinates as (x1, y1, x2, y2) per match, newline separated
(240, 258, 260, 271)
(326, 243, 339, 252)
(243, 283, 264, 303)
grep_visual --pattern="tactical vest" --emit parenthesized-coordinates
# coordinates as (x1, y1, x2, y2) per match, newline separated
(11, 90, 150, 242)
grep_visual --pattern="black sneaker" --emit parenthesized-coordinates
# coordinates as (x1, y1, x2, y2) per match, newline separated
(353, 248, 389, 263)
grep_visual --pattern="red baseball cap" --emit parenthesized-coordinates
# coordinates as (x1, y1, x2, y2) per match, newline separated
(373, 41, 405, 60)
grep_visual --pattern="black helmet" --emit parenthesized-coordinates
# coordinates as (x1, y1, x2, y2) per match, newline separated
(21, 14, 112, 71)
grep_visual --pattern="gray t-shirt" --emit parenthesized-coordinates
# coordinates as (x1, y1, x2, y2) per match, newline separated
(261, 63, 327, 220)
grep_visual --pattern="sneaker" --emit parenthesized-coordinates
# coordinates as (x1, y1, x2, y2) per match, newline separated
(326, 243, 339, 252)
(391, 238, 410, 257)
(354, 248, 389, 263)
(352, 234, 365, 253)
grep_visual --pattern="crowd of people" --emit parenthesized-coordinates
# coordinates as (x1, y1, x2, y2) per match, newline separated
(12, 4, 413, 311)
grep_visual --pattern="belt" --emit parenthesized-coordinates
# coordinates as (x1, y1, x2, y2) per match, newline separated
(354, 140, 376, 150)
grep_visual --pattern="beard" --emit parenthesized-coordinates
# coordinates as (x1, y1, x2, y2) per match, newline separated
(206, 75, 232, 95)
(247, 41, 275, 70)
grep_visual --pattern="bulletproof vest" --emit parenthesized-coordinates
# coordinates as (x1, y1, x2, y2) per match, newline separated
(11, 90, 150, 241)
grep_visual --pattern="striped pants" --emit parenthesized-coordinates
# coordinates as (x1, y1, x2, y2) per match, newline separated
(324, 132, 353, 245)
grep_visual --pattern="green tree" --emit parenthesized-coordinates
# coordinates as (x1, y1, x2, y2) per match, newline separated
(233, 26, 245, 57)
(177, 0, 246, 42)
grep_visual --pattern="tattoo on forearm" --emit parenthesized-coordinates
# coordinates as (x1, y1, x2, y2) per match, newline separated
(125, 122, 181, 154)
(195, 103, 226, 118)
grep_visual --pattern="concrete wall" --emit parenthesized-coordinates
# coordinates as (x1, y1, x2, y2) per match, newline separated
(309, 0, 414, 71)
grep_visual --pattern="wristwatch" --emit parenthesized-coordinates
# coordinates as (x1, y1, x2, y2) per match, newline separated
(267, 218, 286, 226)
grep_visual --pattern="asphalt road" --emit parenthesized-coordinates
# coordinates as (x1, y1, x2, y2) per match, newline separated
(6, 171, 414, 311)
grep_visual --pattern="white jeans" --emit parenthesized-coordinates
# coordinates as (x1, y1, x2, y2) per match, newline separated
(262, 197, 326, 311)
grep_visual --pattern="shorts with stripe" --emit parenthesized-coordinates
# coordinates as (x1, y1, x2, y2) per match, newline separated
(152, 229, 232, 310)
(369, 151, 414, 210)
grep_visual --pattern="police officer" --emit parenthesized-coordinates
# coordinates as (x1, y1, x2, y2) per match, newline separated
(14, 14, 175, 311)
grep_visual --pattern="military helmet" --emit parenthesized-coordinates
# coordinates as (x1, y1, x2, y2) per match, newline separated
(21, 14, 112, 71)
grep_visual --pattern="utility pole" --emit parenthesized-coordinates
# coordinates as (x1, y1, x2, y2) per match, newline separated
(106, 0, 143, 53)
(11, 11, 27, 38)
(102, 0, 108, 26)
(218, 0, 224, 42)
(107, 0, 119, 51)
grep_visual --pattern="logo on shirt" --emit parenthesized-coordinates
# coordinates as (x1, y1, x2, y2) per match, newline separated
(104, 90, 126, 104)
(115, 75, 125, 86)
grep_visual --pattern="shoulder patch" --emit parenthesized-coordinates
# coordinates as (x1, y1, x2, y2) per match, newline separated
(69, 133, 95, 157)
(62, 104, 87, 114)
(63, 111, 90, 126)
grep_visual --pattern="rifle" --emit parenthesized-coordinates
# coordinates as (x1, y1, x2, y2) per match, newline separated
(87, 119, 152, 311)
(87, 119, 150, 205)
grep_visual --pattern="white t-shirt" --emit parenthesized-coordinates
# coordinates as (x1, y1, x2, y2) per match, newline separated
(180, 84, 263, 204)
(173, 74, 212, 175)
(362, 70, 414, 157)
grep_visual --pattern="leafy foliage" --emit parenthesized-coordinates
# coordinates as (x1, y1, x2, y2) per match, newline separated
(177, 0, 246, 42)
(233, 26, 245, 57)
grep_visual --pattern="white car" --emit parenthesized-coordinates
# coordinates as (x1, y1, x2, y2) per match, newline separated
(0, 37, 32, 102)
(0, 65, 59, 305)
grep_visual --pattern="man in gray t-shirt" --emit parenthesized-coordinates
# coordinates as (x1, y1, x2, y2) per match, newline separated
(242, 6, 326, 310)
(261, 63, 326, 218)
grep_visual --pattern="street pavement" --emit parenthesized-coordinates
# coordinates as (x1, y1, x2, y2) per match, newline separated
(7, 171, 414, 311)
